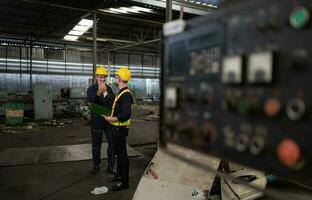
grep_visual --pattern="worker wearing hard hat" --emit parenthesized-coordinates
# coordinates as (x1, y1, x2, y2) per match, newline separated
(103, 67, 134, 191)
(87, 66, 115, 175)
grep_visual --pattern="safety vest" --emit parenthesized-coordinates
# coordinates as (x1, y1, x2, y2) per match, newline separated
(110, 89, 132, 126)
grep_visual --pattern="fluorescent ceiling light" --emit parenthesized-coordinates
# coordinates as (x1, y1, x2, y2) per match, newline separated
(131, 6, 154, 13)
(119, 7, 140, 13)
(63, 18, 92, 40)
(64, 35, 79, 41)
(185, 0, 219, 8)
(109, 8, 129, 14)
(73, 25, 90, 32)
(98, 9, 120, 14)
(78, 19, 93, 27)
(99, 6, 156, 15)
(68, 30, 84, 36)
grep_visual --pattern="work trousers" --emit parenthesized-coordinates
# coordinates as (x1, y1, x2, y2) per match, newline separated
(112, 126, 129, 185)
(91, 122, 113, 168)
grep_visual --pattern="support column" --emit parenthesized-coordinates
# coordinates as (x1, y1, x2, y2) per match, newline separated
(166, 0, 172, 22)
(107, 51, 111, 85)
(64, 45, 67, 76)
(19, 46, 22, 92)
(92, 12, 97, 82)
(30, 43, 33, 90)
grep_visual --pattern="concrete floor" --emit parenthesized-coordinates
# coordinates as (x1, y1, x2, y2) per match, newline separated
(1, 108, 312, 200)
(0, 115, 158, 200)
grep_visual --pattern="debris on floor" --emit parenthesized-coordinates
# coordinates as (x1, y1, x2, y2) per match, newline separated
(39, 119, 73, 128)
(132, 103, 159, 121)
(0, 118, 77, 134)
(1, 129, 22, 134)
(90, 186, 108, 195)
(142, 115, 159, 121)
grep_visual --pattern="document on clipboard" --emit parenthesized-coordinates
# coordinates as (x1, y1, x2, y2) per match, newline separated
(90, 103, 111, 116)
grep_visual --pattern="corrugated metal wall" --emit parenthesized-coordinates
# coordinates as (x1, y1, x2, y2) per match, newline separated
(0, 73, 160, 100)
(0, 45, 160, 98)
(0, 46, 160, 77)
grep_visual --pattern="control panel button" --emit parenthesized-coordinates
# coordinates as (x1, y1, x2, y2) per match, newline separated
(290, 7, 310, 29)
(249, 135, 265, 155)
(277, 139, 301, 168)
(224, 126, 235, 147)
(165, 87, 178, 109)
(264, 98, 281, 117)
(247, 51, 273, 83)
(238, 98, 251, 114)
(291, 49, 308, 68)
(286, 98, 305, 121)
(235, 134, 250, 152)
(222, 55, 243, 84)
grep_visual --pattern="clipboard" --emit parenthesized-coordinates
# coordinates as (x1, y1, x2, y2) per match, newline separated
(90, 103, 111, 116)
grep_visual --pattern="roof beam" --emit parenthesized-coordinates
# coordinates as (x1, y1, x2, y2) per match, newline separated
(0, 3, 83, 20)
(20, 0, 163, 26)
(130, 0, 212, 15)
(109, 39, 160, 51)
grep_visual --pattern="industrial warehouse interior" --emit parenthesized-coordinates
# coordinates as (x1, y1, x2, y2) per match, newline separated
(1, 0, 312, 200)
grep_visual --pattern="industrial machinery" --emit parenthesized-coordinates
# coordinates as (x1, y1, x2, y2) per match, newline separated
(161, 0, 312, 191)
(55, 87, 89, 118)
(33, 83, 53, 120)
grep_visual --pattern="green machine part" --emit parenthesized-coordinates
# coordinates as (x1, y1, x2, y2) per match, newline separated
(5, 102, 24, 125)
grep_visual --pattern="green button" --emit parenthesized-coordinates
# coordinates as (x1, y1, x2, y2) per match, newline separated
(238, 99, 250, 114)
(290, 7, 310, 29)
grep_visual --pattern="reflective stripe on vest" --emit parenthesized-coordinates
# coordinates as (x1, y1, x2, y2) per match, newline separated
(110, 89, 132, 126)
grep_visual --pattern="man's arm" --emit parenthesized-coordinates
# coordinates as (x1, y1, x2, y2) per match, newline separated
(103, 85, 115, 108)
(88, 83, 107, 103)
(87, 85, 97, 102)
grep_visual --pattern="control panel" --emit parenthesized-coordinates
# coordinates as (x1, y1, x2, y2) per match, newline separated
(161, 0, 312, 186)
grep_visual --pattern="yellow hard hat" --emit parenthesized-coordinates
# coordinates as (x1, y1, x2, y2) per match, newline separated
(95, 66, 108, 75)
(115, 67, 131, 81)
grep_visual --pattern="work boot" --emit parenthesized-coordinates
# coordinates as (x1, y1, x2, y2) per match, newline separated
(111, 175, 121, 182)
(90, 165, 100, 175)
(106, 166, 116, 175)
(111, 182, 129, 191)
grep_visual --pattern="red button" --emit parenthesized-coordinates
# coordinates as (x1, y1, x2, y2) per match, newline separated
(264, 98, 281, 117)
(277, 139, 301, 167)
